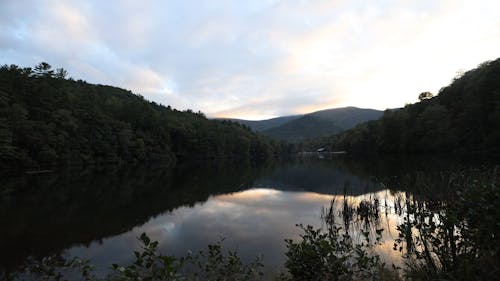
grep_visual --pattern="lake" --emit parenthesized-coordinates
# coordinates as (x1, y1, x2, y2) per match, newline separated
(0, 155, 494, 278)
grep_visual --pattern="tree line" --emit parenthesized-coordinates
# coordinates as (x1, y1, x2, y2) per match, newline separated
(0, 63, 289, 170)
(307, 58, 500, 155)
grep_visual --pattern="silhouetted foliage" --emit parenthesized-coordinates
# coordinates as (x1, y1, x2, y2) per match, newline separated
(395, 168, 499, 280)
(284, 224, 386, 281)
(0, 63, 282, 170)
(316, 58, 500, 155)
(417, 92, 433, 101)
(3, 234, 264, 281)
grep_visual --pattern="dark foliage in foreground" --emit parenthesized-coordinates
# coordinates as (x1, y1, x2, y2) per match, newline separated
(396, 167, 500, 281)
(2, 234, 265, 281)
(0, 63, 286, 170)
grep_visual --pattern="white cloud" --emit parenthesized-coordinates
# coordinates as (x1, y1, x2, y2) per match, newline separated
(1, 0, 499, 119)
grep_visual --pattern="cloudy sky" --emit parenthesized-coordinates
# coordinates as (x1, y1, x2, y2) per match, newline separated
(1, 0, 499, 119)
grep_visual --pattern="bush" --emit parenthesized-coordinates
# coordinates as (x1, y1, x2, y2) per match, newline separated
(284, 224, 386, 281)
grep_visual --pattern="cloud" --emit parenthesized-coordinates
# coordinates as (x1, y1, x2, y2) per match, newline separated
(1, 0, 499, 119)
(66, 188, 408, 271)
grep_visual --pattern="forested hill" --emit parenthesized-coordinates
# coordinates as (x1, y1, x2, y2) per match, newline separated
(223, 107, 383, 143)
(219, 115, 301, 132)
(262, 107, 383, 142)
(326, 58, 500, 155)
(0, 63, 280, 170)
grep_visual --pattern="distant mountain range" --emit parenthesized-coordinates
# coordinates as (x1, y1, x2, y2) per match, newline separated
(222, 115, 301, 132)
(221, 106, 384, 142)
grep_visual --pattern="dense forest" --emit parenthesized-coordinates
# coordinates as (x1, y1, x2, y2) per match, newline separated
(312, 58, 500, 155)
(0, 63, 286, 170)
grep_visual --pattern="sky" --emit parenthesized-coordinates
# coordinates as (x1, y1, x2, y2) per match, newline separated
(1, 0, 499, 120)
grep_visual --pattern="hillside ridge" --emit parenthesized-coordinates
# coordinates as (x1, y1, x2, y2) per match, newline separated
(0, 63, 279, 170)
(322, 58, 500, 155)
(221, 106, 384, 142)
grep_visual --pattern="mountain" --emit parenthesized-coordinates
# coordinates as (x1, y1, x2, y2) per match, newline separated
(262, 115, 343, 142)
(308, 107, 385, 129)
(223, 107, 384, 142)
(0, 63, 279, 170)
(220, 115, 301, 132)
(262, 107, 384, 142)
(330, 58, 500, 155)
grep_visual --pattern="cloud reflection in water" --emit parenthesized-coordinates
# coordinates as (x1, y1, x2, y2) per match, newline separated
(68, 187, 407, 275)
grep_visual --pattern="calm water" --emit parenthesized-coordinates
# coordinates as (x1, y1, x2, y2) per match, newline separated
(0, 156, 489, 276)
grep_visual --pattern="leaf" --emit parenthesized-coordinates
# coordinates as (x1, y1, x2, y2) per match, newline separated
(140, 232, 151, 246)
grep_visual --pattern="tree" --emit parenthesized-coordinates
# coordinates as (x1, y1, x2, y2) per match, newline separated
(0, 62, 278, 168)
(54, 68, 69, 79)
(34, 62, 54, 77)
(418, 91, 434, 101)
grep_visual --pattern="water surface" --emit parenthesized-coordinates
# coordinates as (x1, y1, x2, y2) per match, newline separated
(0, 156, 488, 276)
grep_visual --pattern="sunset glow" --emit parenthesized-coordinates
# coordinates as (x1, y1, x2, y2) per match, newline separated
(1, 0, 499, 119)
